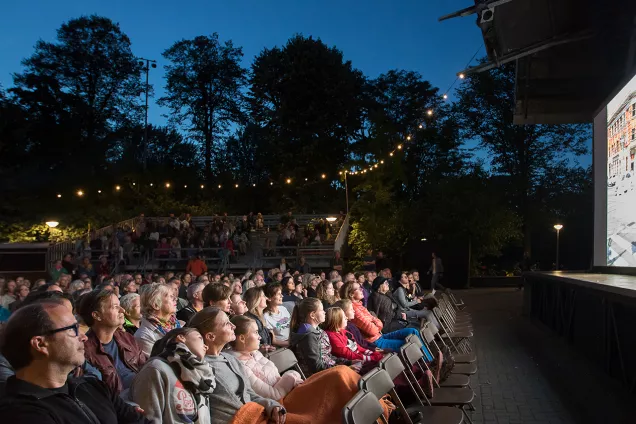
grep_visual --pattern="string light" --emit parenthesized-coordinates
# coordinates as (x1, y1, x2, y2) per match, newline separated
(397, 144, 403, 150)
(286, 179, 292, 184)
(374, 164, 378, 168)
(132, 182, 136, 186)
(57, 194, 62, 198)
(218, 184, 222, 188)
(115, 185, 121, 191)
(270, 182, 274, 186)
(321, 174, 326, 179)
(339, 171, 342, 175)
(235, 184, 239, 188)
(184, 184, 188, 188)
(76, 190, 84, 197)
(380, 160, 384, 164)
(200, 184, 205, 189)
(305, 178, 308, 181)
(419, 124, 423, 129)
(443, 94, 448, 99)
(150, 183, 154, 187)
(459, 73, 465, 79)
(165, 183, 171, 188)
(406, 136, 411, 141)
(252, 183, 256, 187)
(98, 190, 102, 194)
(427, 110, 433, 116)
(390, 152, 394, 157)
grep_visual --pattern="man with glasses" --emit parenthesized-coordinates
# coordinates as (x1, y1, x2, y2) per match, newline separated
(176, 282, 205, 323)
(79, 290, 146, 397)
(0, 301, 148, 423)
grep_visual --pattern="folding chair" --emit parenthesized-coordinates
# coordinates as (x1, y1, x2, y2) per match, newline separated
(448, 292, 466, 311)
(342, 390, 387, 424)
(359, 367, 464, 424)
(404, 334, 474, 385)
(266, 348, 307, 379)
(438, 298, 472, 327)
(434, 308, 473, 354)
(421, 326, 477, 365)
(399, 343, 475, 424)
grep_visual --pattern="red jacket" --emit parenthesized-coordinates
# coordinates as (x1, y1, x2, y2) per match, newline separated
(326, 329, 383, 362)
(351, 300, 384, 342)
(186, 258, 208, 276)
(83, 328, 147, 395)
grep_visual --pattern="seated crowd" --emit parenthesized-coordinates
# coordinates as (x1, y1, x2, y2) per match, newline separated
(55, 212, 346, 277)
(0, 257, 450, 423)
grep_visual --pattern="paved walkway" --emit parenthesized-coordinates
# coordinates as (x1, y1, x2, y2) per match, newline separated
(457, 288, 575, 424)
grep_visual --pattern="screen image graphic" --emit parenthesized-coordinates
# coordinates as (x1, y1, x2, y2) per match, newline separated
(607, 73, 636, 266)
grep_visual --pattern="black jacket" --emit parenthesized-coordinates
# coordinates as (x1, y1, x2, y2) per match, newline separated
(367, 291, 407, 333)
(0, 375, 148, 424)
(176, 303, 197, 324)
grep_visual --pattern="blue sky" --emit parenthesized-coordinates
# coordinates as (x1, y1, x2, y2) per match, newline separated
(1, 0, 482, 124)
(1, 0, 591, 165)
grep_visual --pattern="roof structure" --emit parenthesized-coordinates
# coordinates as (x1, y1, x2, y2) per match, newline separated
(440, 0, 636, 124)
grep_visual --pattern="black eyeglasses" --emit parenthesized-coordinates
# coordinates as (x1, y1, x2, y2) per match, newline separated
(43, 323, 80, 337)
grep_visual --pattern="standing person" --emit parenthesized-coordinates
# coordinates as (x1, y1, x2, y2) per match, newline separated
(131, 328, 212, 424)
(332, 251, 344, 273)
(362, 249, 375, 272)
(375, 251, 387, 272)
(79, 289, 147, 396)
(186, 255, 208, 278)
(428, 252, 445, 292)
(0, 302, 148, 423)
(0, 280, 17, 310)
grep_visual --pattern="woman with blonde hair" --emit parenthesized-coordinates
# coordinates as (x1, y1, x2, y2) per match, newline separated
(323, 307, 382, 367)
(135, 283, 184, 356)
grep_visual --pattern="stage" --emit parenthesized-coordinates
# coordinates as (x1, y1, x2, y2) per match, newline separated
(524, 272, 636, 394)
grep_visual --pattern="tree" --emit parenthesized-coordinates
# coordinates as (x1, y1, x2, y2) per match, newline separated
(160, 34, 246, 181)
(249, 35, 366, 184)
(453, 62, 590, 257)
(10, 15, 144, 183)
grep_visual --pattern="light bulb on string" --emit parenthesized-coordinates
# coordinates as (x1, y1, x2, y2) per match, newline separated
(200, 184, 205, 189)
(419, 124, 423, 129)
(286, 179, 292, 184)
(252, 183, 256, 187)
(270, 182, 274, 186)
(57, 194, 62, 198)
(380, 160, 384, 164)
(443, 94, 448, 100)
(150, 183, 154, 187)
(321, 174, 326, 179)
(77, 190, 84, 197)
(115, 185, 121, 191)
(132, 182, 136, 186)
(165, 182, 171, 188)
(338, 171, 342, 175)
(374, 164, 378, 168)
(390, 152, 394, 157)
(184, 185, 188, 188)
(218, 184, 222, 189)
(235, 184, 239, 188)
(98, 190, 102, 194)
(305, 178, 308, 181)
(427, 110, 433, 116)
(406, 136, 411, 141)
(397, 144, 403, 150)
(459, 73, 465, 79)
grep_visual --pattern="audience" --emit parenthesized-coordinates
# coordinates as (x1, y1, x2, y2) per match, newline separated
(243, 287, 275, 351)
(0, 302, 148, 423)
(120, 293, 142, 335)
(202, 283, 232, 313)
(131, 328, 212, 424)
(79, 289, 147, 395)
(263, 283, 291, 348)
(177, 281, 205, 323)
(135, 284, 183, 356)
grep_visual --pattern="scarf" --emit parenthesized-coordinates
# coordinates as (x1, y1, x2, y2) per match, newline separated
(159, 342, 216, 421)
(147, 314, 181, 335)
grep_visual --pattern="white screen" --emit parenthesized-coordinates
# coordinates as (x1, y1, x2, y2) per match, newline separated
(604, 73, 636, 266)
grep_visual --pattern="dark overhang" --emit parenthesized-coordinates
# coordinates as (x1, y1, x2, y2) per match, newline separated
(440, 0, 636, 124)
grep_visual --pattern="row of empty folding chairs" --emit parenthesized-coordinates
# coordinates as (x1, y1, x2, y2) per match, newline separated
(345, 290, 478, 423)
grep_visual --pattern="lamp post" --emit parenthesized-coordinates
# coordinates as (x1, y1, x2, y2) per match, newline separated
(554, 224, 563, 270)
(139, 58, 157, 171)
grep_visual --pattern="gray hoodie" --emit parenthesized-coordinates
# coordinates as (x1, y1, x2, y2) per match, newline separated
(205, 352, 281, 424)
(131, 358, 211, 424)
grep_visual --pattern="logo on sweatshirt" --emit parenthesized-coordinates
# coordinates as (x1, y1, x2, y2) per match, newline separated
(174, 380, 197, 423)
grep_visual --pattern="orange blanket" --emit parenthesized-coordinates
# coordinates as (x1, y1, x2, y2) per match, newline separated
(229, 365, 391, 424)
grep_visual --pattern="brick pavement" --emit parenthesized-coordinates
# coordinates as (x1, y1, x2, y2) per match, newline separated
(454, 288, 575, 424)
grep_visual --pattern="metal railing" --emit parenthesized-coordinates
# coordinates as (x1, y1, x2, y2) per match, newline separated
(333, 214, 349, 253)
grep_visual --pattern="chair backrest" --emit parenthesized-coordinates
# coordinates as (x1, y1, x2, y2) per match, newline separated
(378, 353, 405, 380)
(421, 326, 435, 344)
(400, 342, 424, 367)
(359, 367, 394, 398)
(268, 348, 298, 373)
(342, 390, 385, 424)
(405, 334, 423, 348)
